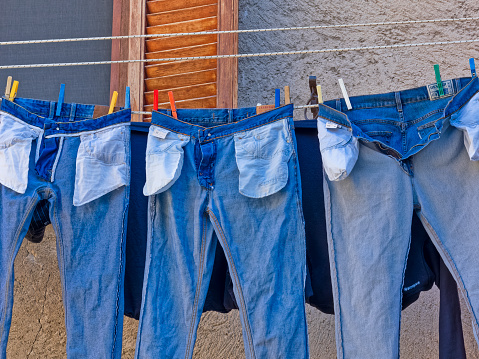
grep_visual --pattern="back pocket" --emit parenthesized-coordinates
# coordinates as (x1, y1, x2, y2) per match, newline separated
(234, 118, 293, 198)
(74, 125, 129, 206)
(0, 112, 41, 194)
(143, 126, 190, 196)
(317, 118, 359, 181)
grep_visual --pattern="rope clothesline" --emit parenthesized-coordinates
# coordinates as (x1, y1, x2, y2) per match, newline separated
(0, 17, 478, 46)
(132, 104, 320, 115)
(1, 39, 478, 70)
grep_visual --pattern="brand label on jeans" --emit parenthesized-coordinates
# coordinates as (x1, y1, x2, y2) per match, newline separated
(325, 122, 341, 129)
(427, 79, 454, 101)
(152, 127, 169, 139)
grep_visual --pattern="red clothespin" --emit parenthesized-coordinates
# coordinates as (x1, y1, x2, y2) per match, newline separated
(168, 91, 178, 119)
(153, 89, 159, 111)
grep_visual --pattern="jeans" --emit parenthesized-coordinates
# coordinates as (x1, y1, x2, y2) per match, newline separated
(319, 77, 479, 358)
(135, 105, 309, 358)
(0, 98, 130, 358)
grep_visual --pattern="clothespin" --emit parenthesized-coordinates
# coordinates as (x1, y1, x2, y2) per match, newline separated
(434, 64, 444, 97)
(125, 87, 131, 109)
(168, 91, 177, 119)
(56, 84, 65, 117)
(317, 85, 323, 104)
(275, 89, 281, 108)
(153, 89, 159, 111)
(470, 58, 476, 77)
(9, 81, 19, 102)
(108, 91, 118, 114)
(338, 78, 352, 110)
(4, 76, 12, 99)
(284, 86, 290, 104)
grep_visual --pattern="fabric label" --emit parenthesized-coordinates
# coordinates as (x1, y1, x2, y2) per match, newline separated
(326, 122, 341, 129)
(427, 79, 455, 101)
(152, 127, 169, 139)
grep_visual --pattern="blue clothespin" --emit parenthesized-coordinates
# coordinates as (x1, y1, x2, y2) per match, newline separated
(275, 88, 280, 108)
(470, 58, 476, 77)
(56, 84, 65, 117)
(125, 86, 131, 109)
(434, 65, 444, 97)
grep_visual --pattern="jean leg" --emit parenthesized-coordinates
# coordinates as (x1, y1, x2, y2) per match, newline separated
(324, 144, 414, 359)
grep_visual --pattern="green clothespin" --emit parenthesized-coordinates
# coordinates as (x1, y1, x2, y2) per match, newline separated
(434, 64, 444, 97)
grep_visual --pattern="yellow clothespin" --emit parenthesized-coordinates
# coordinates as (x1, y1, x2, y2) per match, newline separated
(9, 81, 19, 101)
(4, 76, 12, 99)
(284, 86, 291, 104)
(108, 91, 118, 114)
(317, 85, 323, 104)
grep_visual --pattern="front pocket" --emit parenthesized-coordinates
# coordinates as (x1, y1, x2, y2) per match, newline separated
(234, 118, 293, 198)
(74, 125, 129, 206)
(0, 112, 41, 194)
(450, 92, 479, 160)
(317, 118, 359, 181)
(143, 126, 190, 196)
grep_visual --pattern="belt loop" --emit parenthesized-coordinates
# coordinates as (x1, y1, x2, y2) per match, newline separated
(228, 109, 233, 123)
(70, 103, 77, 122)
(48, 102, 56, 119)
(395, 92, 403, 113)
(336, 99, 341, 112)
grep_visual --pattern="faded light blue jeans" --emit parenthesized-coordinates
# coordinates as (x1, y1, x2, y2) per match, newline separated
(0, 98, 130, 358)
(319, 77, 479, 358)
(135, 105, 309, 359)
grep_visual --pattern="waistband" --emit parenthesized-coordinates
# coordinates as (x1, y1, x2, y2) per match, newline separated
(318, 77, 478, 127)
(1, 97, 131, 136)
(151, 104, 294, 142)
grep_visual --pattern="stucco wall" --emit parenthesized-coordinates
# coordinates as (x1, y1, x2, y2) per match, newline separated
(6, 0, 479, 358)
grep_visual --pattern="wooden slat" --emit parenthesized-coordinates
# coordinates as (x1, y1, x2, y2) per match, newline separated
(146, 34, 217, 53)
(145, 83, 217, 104)
(145, 59, 217, 79)
(129, 0, 146, 121)
(145, 96, 217, 110)
(145, 43, 217, 65)
(146, 43, 217, 58)
(145, 69, 217, 91)
(147, 0, 216, 13)
(217, 0, 238, 108)
(147, 4, 217, 27)
(147, 17, 217, 35)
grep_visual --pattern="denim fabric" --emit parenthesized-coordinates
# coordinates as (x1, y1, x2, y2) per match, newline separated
(321, 77, 479, 358)
(0, 98, 130, 359)
(135, 105, 309, 359)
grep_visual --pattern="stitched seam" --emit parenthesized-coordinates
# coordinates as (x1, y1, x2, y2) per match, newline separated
(134, 197, 156, 358)
(184, 213, 208, 359)
(0, 194, 38, 343)
(111, 199, 128, 358)
(397, 229, 412, 358)
(418, 212, 479, 335)
(207, 210, 256, 359)
(50, 194, 71, 352)
(323, 178, 345, 359)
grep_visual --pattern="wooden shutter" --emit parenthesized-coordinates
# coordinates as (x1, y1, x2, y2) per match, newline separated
(111, 0, 238, 121)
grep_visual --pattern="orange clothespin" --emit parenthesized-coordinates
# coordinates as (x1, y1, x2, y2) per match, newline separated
(9, 80, 19, 101)
(168, 91, 177, 119)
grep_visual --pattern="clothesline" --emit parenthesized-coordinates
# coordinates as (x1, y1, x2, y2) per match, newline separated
(132, 104, 320, 115)
(1, 38, 478, 70)
(0, 17, 478, 46)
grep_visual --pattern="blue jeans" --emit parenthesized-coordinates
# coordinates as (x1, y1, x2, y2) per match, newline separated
(0, 98, 130, 358)
(135, 105, 309, 358)
(319, 77, 479, 358)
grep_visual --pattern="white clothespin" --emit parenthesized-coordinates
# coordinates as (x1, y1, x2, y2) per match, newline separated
(338, 78, 352, 110)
